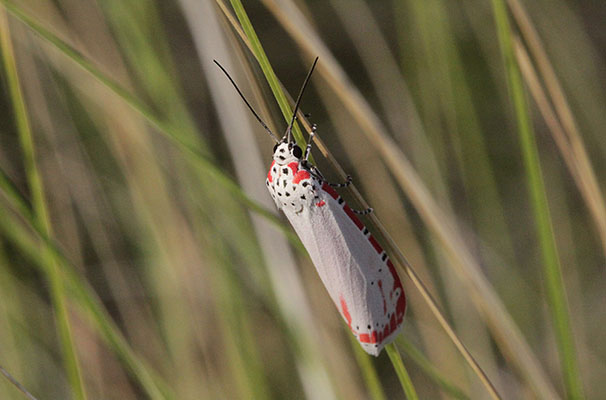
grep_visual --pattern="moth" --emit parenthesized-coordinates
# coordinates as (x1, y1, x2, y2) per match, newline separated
(215, 58, 406, 355)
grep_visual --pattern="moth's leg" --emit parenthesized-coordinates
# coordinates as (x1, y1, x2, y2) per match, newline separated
(327, 175, 353, 188)
(352, 206, 373, 215)
(302, 123, 353, 187)
(304, 162, 352, 188)
(303, 124, 317, 161)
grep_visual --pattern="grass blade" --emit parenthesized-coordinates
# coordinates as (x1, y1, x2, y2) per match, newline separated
(0, 365, 38, 400)
(228, 0, 306, 147)
(0, 10, 87, 400)
(385, 344, 418, 400)
(399, 338, 470, 400)
(507, 0, 606, 260)
(347, 334, 387, 400)
(0, 196, 172, 400)
(0, 0, 301, 245)
(490, 1, 585, 398)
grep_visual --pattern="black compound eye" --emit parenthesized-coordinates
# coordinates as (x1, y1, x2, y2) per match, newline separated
(292, 145, 303, 159)
(273, 143, 279, 153)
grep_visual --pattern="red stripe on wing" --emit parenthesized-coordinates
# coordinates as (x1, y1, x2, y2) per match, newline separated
(340, 296, 353, 332)
(343, 205, 364, 230)
(368, 235, 383, 254)
(321, 183, 339, 199)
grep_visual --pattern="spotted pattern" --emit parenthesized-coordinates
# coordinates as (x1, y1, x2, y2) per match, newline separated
(267, 159, 317, 214)
(266, 141, 406, 354)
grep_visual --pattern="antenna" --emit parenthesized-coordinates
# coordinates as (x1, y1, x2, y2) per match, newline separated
(285, 57, 319, 143)
(213, 60, 279, 143)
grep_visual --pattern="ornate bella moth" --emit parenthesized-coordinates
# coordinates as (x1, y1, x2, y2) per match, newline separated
(215, 58, 406, 355)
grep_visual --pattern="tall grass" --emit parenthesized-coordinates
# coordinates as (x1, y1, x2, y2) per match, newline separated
(0, 0, 604, 398)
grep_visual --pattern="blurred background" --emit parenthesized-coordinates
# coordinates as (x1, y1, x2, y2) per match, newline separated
(0, 0, 605, 399)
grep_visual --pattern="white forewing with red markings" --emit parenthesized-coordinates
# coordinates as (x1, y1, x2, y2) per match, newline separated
(266, 142, 406, 356)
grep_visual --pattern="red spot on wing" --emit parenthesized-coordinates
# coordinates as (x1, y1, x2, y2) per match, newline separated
(321, 183, 339, 199)
(358, 333, 371, 343)
(287, 162, 299, 175)
(340, 296, 353, 331)
(378, 280, 386, 314)
(343, 205, 364, 230)
(267, 160, 275, 183)
(368, 235, 383, 254)
(359, 332, 378, 344)
(316, 200, 326, 207)
(286, 161, 311, 184)
(293, 171, 310, 184)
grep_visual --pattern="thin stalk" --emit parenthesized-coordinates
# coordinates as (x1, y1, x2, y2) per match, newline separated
(347, 334, 387, 400)
(385, 344, 418, 400)
(490, 2, 584, 399)
(229, 0, 306, 147)
(507, 0, 606, 261)
(399, 338, 470, 400)
(0, 365, 38, 400)
(0, 10, 87, 400)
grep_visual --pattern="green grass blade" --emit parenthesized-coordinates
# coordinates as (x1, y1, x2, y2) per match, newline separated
(347, 334, 386, 400)
(398, 338, 470, 400)
(490, 2, 585, 399)
(228, 0, 306, 147)
(385, 344, 418, 400)
(0, 199, 172, 400)
(0, 10, 87, 400)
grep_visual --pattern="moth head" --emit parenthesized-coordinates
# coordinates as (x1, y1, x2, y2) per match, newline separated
(273, 141, 303, 165)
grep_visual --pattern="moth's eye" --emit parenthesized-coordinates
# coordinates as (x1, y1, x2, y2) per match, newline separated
(273, 143, 279, 153)
(292, 145, 303, 159)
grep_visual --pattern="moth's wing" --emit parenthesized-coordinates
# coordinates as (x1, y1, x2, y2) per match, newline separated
(283, 184, 406, 356)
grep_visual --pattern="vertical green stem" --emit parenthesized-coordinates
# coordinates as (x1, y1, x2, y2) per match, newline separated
(348, 334, 387, 400)
(229, 0, 306, 147)
(490, 2, 584, 399)
(0, 11, 87, 400)
(385, 344, 418, 400)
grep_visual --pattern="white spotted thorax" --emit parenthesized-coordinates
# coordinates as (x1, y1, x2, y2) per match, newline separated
(267, 142, 317, 214)
(215, 57, 406, 356)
